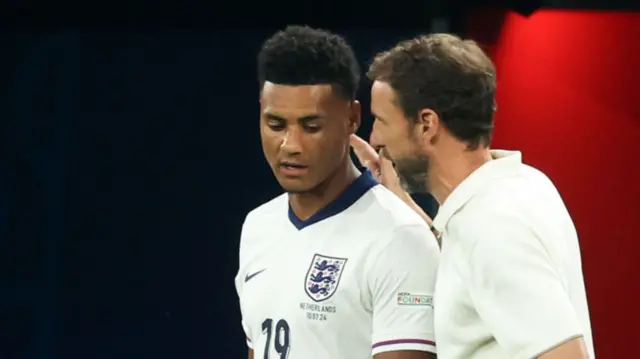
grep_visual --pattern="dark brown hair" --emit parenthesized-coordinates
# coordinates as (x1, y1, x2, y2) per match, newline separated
(368, 33, 496, 149)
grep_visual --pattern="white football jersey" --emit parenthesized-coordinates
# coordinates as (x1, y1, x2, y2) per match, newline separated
(432, 150, 594, 359)
(235, 171, 440, 358)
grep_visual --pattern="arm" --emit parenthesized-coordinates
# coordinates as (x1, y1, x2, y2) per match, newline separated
(400, 193, 440, 243)
(236, 216, 255, 357)
(370, 225, 440, 359)
(234, 269, 255, 354)
(375, 351, 436, 359)
(349, 134, 439, 241)
(538, 338, 588, 359)
(467, 212, 588, 359)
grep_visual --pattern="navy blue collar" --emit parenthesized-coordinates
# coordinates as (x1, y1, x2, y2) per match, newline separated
(288, 170, 378, 230)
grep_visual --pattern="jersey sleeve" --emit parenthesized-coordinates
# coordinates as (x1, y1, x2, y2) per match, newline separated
(234, 216, 254, 349)
(234, 271, 254, 349)
(467, 212, 584, 358)
(369, 224, 440, 355)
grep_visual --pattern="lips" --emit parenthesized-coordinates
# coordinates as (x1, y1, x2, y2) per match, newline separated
(280, 161, 306, 168)
(279, 161, 308, 176)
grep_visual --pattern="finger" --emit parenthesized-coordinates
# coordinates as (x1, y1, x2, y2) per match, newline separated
(350, 134, 379, 163)
(350, 134, 380, 171)
(379, 155, 398, 184)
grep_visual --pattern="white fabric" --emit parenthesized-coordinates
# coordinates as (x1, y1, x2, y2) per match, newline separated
(235, 177, 439, 358)
(433, 150, 594, 359)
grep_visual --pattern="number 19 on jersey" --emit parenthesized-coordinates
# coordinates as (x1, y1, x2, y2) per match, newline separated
(261, 318, 290, 359)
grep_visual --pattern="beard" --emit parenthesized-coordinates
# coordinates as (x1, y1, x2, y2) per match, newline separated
(393, 154, 430, 194)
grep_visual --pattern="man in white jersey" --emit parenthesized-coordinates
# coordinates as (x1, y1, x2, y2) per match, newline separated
(352, 33, 594, 359)
(234, 26, 440, 359)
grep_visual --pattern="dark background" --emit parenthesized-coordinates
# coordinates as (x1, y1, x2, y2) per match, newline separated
(3, 1, 640, 358)
(2, 27, 441, 359)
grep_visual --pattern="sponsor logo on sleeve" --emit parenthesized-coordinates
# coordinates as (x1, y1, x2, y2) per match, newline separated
(397, 292, 433, 307)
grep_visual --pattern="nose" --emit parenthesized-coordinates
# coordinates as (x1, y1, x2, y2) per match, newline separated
(280, 127, 303, 154)
(369, 125, 383, 153)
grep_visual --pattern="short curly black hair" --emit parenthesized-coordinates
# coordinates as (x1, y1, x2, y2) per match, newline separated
(258, 25, 360, 100)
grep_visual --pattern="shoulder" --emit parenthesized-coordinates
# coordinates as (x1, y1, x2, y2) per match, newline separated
(235, 194, 288, 290)
(242, 193, 288, 231)
(451, 164, 570, 256)
(238, 193, 288, 257)
(362, 190, 440, 303)
(356, 185, 439, 256)
(362, 185, 431, 230)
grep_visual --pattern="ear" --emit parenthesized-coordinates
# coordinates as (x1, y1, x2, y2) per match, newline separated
(416, 108, 439, 142)
(349, 100, 362, 134)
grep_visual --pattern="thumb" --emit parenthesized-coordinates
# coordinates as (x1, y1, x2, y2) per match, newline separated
(379, 155, 399, 186)
(350, 134, 380, 172)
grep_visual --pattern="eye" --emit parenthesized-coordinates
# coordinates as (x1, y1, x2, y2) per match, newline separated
(267, 120, 285, 131)
(304, 124, 322, 133)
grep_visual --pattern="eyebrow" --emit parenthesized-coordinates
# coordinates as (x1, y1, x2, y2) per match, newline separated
(371, 111, 385, 122)
(265, 113, 325, 122)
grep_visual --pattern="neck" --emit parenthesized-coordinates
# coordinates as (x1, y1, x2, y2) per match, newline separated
(429, 143, 492, 205)
(289, 160, 360, 221)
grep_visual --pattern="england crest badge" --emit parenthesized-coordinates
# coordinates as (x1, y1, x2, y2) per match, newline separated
(304, 254, 348, 302)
